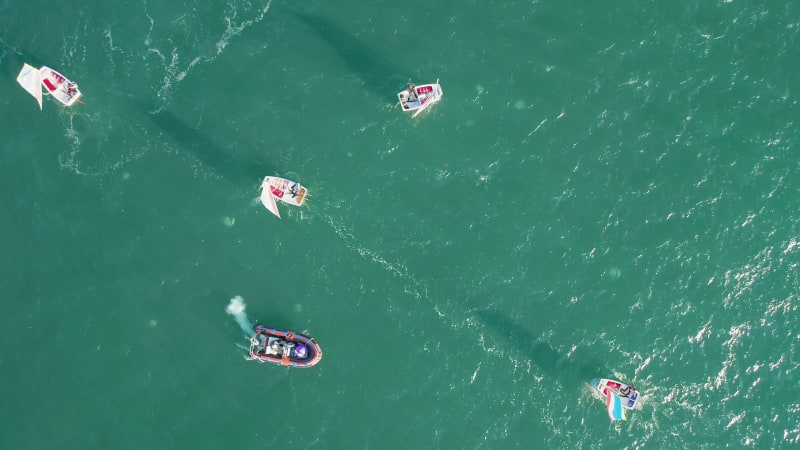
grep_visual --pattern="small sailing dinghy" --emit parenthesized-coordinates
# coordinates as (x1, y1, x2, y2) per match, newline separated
(259, 176, 307, 218)
(591, 378, 639, 422)
(248, 324, 322, 368)
(16, 63, 81, 109)
(398, 80, 443, 118)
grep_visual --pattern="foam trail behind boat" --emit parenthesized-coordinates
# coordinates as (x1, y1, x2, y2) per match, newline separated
(226, 296, 253, 334)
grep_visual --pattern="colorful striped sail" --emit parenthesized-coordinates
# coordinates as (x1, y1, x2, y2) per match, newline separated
(605, 389, 627, 421)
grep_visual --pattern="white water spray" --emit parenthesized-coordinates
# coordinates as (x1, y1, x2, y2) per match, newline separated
(226, 296, 254, 334)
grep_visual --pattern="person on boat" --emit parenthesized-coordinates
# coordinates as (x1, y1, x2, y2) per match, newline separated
(619, 385, 636, 397)
(66, 82, 78, 96)
(289, 183, 300, 197)
(283, 340, 295, 357)
(407, 84, 417, 101)
(265, 338, 284, 356)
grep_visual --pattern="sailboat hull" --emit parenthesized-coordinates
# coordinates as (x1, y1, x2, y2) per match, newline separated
(39, 66, 81, 107)
(398, 83, 443, 117)
(259, 176, 308, 218)
(591, 378, 639, 409)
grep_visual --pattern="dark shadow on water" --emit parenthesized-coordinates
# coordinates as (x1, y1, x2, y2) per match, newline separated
(473, 308, 608, 387)
(131, 99, 275, 184)
(290, 12, 412, 98)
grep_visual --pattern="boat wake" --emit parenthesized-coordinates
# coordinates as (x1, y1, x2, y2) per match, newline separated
(226, 295, 253, 335)
(143, 0, 274, 113)
(320, 212, 421, 293)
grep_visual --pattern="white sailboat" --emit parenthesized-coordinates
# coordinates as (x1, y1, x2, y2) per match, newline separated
(259, 176, 308, 218)
(590, 378, 639, 421)
(16, 63, 81, 109)
(398, 80, 443, 118)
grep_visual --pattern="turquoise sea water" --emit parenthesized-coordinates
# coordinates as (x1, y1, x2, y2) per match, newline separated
(2, 0, 799, 448)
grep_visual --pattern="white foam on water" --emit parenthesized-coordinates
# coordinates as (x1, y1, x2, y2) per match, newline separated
(57, 108, 150, 177)
(216, 0, 274, 56)
(102, 26, 122, 76)
(303, 204, 485, 345)
(225, 295, 253, 334)
(46, 0, 276, 176)
(143, 0, 274, 112)
(319, 212, 424, 297)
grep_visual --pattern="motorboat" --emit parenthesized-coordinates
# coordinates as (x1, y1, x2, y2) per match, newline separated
(248, 324, 322, 368)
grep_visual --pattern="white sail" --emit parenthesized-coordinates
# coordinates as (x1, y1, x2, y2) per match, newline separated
(16, 63, 43, 110)
(260, 181, 281, 218)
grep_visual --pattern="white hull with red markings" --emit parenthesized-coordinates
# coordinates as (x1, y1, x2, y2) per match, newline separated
(259, 176, 308, 218)
(17, 64, 81, 109)
(398, 81, 443, 118)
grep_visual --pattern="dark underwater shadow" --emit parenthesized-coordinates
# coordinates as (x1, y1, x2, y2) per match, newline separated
(143, 106, 275, 184)
(473, 308, 608, 388)
(290, 12, 412, 98)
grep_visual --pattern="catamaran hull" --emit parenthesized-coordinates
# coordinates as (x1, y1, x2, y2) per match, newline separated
(249, 324, 322, 368)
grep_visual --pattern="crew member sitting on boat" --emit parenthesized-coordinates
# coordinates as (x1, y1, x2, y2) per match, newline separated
(407, 84, 417, 101)
(619, 385, 636, 397)
(266, 338, 283, 355)
(289, 183, 300, 197)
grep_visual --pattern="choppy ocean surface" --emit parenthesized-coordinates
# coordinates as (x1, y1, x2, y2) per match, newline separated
(1, 0, 799, 448)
